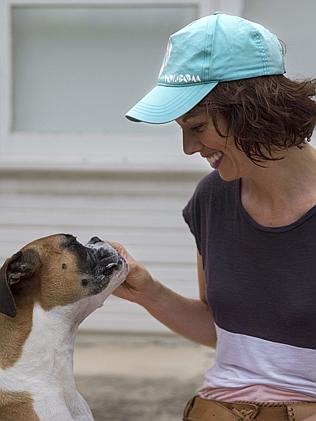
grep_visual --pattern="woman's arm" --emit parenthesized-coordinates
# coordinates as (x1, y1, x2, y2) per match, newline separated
(112, 243, 216, 347)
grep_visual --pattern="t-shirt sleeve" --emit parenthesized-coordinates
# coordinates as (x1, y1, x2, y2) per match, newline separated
(182, 171, 219, 257)
(182, 184, 203, 256)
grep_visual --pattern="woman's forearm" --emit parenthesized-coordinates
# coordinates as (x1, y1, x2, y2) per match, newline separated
(110, 241, 215, 346)
(139, 278, 216, 347)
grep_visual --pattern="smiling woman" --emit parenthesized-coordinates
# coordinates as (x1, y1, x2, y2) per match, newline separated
(116, 11, 316, 421)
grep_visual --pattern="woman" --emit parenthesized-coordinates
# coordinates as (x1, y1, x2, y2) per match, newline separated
(113, 13, 316, 420)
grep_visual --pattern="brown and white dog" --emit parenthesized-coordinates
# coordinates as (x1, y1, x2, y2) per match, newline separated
(0, 233, 128, 421)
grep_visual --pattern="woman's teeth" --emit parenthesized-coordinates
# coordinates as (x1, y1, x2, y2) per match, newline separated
(207, 151, 224, 168)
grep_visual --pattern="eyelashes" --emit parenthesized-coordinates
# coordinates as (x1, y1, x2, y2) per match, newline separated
(190, 124, 206, 133)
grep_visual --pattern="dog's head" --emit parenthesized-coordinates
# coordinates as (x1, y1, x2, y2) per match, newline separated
(0, 234, 128, 319)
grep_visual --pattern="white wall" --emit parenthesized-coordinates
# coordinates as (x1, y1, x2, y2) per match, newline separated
(12, 5, 196, 133)
(243, 0, 316, 80)
(0, 168, 205, 333)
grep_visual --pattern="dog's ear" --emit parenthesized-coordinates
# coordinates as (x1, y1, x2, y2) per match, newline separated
(0, 250, 40, 318)
(0, 252, 21, 318)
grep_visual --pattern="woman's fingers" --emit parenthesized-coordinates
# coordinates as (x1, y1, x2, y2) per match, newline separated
(109, 241, 131, 260)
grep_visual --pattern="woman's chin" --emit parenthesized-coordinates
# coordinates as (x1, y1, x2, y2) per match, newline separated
(217, 169, 239, 182)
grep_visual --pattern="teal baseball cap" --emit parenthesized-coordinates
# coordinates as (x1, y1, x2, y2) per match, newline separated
(125, 12, 285, 124)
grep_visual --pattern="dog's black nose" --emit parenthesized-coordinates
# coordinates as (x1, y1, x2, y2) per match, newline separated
(89, 236, 103, 244)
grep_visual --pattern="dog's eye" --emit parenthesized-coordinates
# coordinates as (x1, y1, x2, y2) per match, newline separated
(64, 235, 78, 248)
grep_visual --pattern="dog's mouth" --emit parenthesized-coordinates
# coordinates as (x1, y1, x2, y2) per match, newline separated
(78, 236, 128, 295)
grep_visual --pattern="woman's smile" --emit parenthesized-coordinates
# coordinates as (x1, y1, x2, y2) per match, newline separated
(205, 151, 225, 169)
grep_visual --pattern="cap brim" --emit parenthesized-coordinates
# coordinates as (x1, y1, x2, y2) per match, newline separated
(125, 82, 218, 124)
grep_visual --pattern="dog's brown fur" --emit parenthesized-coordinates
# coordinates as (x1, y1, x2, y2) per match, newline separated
(0, 234, 95, 420)
(0, 391, 39, 421)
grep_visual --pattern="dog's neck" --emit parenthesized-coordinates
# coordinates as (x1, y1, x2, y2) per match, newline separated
(0, 302, 94, 420)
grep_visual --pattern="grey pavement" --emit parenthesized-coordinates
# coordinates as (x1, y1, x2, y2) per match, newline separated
(74, 332, 214, 421)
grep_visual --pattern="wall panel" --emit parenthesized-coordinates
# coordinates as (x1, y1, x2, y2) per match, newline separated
(0, 169, 205, 333)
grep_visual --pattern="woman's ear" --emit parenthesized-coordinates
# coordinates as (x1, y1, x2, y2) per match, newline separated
(0, 250, 40, 318)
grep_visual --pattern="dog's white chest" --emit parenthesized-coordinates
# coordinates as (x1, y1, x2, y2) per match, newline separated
(0, 303, 94, 420)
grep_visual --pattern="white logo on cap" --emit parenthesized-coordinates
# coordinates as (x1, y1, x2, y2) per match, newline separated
(163, 74, 202, 83)
(158, 39, 173, 78)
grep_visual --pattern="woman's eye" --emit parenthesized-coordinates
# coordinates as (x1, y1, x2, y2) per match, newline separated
(190, 124, 205, 133)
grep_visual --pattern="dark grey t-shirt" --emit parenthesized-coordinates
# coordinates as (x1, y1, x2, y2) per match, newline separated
(183, 170, 316, 350)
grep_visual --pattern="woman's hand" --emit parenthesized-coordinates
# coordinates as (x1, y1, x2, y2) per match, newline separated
(110, 243, 216, 347)
(110, 241, 155, 304)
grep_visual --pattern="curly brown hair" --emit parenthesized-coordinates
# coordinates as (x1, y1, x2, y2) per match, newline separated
(199, 75, 316, 166)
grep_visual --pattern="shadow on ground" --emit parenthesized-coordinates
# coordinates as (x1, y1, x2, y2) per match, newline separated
(76, 375, 200, 421)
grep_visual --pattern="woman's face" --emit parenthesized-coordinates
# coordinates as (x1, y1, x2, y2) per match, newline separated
(176, 108, 253, 181)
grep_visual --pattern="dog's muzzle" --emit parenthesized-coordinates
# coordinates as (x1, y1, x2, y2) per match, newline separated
(84, 237, 127, 294)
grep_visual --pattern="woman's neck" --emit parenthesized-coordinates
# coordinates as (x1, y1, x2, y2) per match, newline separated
(242, 143, 316, 212)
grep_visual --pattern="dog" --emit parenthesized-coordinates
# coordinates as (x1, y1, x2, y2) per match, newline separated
(0, 233, 128, 421)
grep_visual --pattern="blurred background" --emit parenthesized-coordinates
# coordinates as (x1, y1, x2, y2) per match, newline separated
(0, 0, 315, 420)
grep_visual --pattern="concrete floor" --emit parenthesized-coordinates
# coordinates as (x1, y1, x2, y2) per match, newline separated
(74, 332, 214, 421)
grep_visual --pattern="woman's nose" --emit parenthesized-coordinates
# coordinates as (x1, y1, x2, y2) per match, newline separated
(182, 132, 202, 155)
